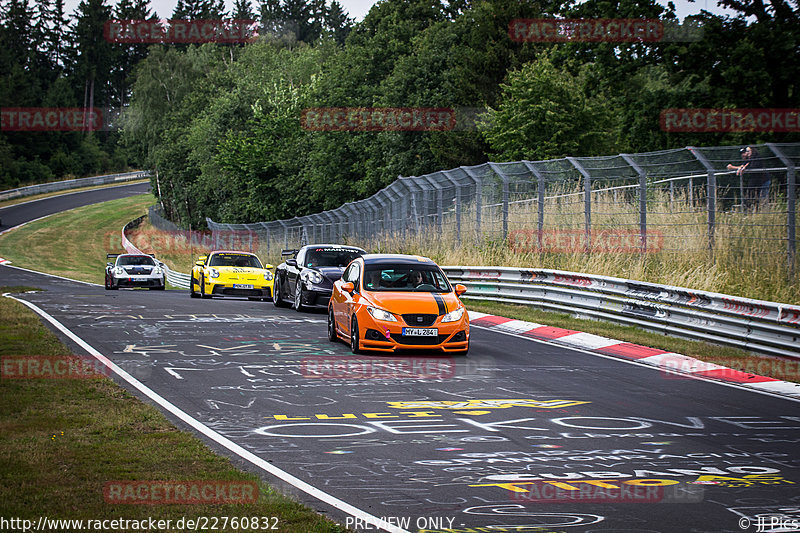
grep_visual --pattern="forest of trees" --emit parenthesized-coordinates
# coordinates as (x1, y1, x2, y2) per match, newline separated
(1, 0, 798, 228)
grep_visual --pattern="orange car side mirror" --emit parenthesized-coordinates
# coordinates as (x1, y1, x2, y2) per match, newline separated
(454, 284, 467, 297)
(342, 281, 355, 293)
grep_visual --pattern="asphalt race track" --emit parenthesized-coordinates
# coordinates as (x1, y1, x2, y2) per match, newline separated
(0, 181, 152, 232)
(2, 187, 800, 533)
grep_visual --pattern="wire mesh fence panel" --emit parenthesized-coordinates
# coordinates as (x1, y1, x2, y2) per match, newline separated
(193, 143, 798, 282)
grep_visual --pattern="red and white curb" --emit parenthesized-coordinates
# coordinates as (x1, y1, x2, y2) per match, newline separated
(0, 257, 11, 265)
(468, 311, 800, 400)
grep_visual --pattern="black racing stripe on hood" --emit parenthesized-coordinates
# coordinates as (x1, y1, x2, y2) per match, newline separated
(432, 292, 447, 315)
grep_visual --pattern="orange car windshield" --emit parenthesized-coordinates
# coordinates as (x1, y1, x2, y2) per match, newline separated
(363, 266, 451, 293)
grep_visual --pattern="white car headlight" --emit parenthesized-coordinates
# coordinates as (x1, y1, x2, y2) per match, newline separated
(367, 306, 397, 322)
(209, 268, 220, 279)
(301, 270, 323, 285)
(441, 306, 465, 323)
(114, 267, 124, 276)
(263, 271, 274, 281)
(153, 266, 163, 275)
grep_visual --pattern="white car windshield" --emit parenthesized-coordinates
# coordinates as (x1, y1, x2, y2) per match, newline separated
(118, 255, 155, 266)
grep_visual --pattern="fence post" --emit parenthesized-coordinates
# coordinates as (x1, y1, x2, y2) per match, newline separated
(462, 166, 483, 246)
(621, 154, 647, 253)
(568, 157, 592, 252)
(689, 147, 716, 258)
(523, 162, 545, 250)
(442, 170, 461, 245)
(488, 163, 509, 241)
(767, 143, 796, 276)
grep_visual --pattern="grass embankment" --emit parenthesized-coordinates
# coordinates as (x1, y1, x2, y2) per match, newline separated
(0, 288, 344, 531)
(0, 179, 150, 209)
(0, 194, 156, 285)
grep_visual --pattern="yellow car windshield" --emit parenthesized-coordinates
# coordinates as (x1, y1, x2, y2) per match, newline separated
(209, 254, 262, 268)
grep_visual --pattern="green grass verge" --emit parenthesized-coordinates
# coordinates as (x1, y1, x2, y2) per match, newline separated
(0, 179, 150, 209)
(465, 298, 800, 384)
(0, 194, 155, 285)
(0, 288, 346, 532)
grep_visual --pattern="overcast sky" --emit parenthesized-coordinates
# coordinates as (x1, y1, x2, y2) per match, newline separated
(64, 0, 741, 23)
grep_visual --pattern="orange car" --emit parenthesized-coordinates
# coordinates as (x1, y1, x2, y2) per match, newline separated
(328, 254, 469, 354)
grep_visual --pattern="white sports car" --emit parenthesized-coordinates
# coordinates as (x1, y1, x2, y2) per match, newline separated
(105, 253, 166, 290)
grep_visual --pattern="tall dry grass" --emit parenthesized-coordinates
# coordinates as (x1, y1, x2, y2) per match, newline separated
(132, 185, 798, 304)
(361, 186, 798, 304)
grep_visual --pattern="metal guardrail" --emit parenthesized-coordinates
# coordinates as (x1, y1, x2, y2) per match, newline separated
(0, 171, 151, 202)
(123, 216, 800, 357)
(443, 266, 800, 359)
(164, 268, 191, 289)
(121, 216, 191, 289)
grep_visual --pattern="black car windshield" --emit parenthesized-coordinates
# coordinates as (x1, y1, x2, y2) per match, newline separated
(363, 266, 451, 293)
(209, 253, 262, 268)
(118, 255, 155, 266)
(305, 248, 363, 268)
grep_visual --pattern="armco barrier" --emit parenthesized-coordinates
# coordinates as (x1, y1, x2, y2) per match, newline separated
(443, 266, 800, 359)
(0, 171, 151, 202)
(124, 214, 799, 357)
(121, 216, 191, 289)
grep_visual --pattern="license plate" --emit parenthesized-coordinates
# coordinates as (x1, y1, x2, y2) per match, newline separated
(402, 328, 438, 337)
(233, 284, 254, 289)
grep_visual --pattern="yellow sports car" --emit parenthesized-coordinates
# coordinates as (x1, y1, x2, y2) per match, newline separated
(190, 251, 274, 300)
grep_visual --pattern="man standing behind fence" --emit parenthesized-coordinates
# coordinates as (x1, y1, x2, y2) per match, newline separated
(728, 146, 770, 209)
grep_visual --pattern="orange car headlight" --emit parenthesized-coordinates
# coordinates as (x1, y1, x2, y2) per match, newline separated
(441, 306, 465, 323)
(367, 306, 398, 322)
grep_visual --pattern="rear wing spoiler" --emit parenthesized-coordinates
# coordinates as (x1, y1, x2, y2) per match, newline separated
(281, 249, 298, 257)
(106, 254, 119, 259)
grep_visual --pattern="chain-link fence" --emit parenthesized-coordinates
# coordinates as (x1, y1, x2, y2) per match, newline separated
(194, 143, 798, 277)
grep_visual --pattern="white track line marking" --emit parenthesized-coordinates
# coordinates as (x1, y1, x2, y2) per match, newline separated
(4, 293, 410, 533)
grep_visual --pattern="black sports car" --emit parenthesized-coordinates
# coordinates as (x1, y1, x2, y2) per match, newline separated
(273, 244, 366, 311)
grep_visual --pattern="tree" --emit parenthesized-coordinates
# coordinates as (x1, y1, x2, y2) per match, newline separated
(69, 0, 116, 124)
(717, 0, 798, 107)
(481, 53, 615, 161)
(113, 0, 154, 107)
(232, 0, 255, 20)
(324, 0, 351, 45)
